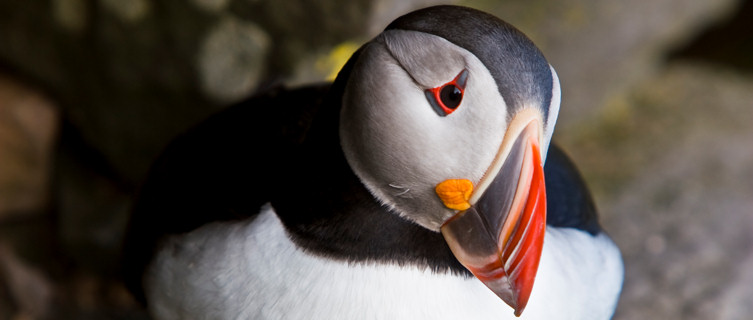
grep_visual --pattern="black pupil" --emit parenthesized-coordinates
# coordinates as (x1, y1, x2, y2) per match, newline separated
(439, 85, 462, 110)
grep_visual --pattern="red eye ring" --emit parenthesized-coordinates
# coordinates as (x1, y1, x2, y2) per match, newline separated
(425, 69, 469, 117)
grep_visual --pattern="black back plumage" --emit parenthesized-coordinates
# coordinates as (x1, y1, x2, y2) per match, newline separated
(543, 144, 602, 235)
(122, 84, 330, 302)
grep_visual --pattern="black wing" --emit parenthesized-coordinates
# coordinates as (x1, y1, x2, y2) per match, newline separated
(121, 84, 330, 302)
(543, 143, 602, 235)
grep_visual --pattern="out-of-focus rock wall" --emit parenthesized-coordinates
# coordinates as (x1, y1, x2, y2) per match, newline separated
(0, 76, 57, 216)
(0, 0, 439, 187)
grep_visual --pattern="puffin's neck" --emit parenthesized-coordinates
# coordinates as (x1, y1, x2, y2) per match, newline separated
(269, 76, 468, 276)
(271, 131, 468, 276)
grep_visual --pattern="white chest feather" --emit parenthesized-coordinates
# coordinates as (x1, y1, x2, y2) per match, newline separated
(145, 206, 623, 320)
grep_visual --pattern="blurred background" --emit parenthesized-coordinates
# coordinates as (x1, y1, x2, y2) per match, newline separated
(0, 0, 751, 319)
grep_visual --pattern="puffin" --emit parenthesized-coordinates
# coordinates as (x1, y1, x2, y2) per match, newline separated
(123, 5, 623, 320)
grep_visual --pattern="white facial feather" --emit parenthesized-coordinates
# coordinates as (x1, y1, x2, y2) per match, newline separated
(340, 30, 510, 231)
(145, 206, 623, 320)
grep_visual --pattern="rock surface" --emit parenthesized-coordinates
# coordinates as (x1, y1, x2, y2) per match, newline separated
(567, 63, 753, 320)
(0, 75, 57, 218)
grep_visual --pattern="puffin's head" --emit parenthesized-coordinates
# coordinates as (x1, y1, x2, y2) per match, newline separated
(338, 5, 560, 316)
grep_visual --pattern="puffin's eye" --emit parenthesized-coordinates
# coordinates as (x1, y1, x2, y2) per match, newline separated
(440, 85, 463, 110)
(425, 69, 468, 117)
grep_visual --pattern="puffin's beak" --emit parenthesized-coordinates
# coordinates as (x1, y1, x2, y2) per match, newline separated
(436, 118, 546, 317)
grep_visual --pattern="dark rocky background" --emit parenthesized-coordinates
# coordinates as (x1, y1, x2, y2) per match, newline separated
(0, 0, 751, 319)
